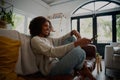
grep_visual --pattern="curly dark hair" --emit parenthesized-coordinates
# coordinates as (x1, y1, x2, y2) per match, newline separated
(29, 16, 49, 37)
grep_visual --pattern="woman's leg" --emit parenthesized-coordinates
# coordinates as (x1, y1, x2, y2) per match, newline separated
(49, 46, 86, 76)
(62, 36, 76, 45)
(49, 36, 96, 80)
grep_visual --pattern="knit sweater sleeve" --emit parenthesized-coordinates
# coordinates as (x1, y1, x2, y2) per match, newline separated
(31, 36, 75, 58)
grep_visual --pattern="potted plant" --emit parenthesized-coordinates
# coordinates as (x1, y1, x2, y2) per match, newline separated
(0, 0, 14, 27)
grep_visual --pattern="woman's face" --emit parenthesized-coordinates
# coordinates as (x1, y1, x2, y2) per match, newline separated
(40, 21, 50, 37)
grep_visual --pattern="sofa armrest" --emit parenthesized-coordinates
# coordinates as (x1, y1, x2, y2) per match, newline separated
(82, 44, 96, 71)
(104, 45, 114, 68)
(82, 44, 96, 59)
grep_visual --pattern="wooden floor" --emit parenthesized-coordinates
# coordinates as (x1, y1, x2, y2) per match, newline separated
(92, 60, 120, 80)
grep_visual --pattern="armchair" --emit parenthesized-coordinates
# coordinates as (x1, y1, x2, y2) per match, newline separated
(0, 29, 96, 80)
(82, 44, 96, 72)
(23, 44, 97, 80)
(104, 42, 120, 78)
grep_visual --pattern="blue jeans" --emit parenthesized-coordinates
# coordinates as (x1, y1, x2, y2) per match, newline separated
(49, 37, 86, 76)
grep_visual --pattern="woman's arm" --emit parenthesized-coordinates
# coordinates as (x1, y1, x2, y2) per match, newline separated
(52, 30, 81, 46)
(31, 36, 75, 58)
(31, 36, 91, 58)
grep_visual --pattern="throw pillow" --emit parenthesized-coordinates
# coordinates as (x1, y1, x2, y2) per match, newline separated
(0, 36, 24, 80)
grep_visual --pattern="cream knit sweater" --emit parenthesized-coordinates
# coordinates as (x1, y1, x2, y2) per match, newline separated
(31, 32, 75, 76)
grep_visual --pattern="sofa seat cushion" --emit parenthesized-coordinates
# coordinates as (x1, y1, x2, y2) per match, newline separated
(111, 54, 120, 69)
(0, 36, 24, 80)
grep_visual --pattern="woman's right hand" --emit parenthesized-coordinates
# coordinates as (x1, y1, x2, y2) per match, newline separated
(74, 38, 91, 47)
(71, 30, 81, 39)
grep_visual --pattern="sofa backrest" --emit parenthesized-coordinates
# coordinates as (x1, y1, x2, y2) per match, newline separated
(0, 29, 38, 75)
(0, 29, 19, 40)
(17, 33, 38, 75)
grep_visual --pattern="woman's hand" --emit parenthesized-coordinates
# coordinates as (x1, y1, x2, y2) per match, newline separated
(71, 30, 81, 39)
(74, 38, 91, 47)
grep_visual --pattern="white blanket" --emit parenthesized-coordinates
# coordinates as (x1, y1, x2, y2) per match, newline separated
(15, 33, 38, 75)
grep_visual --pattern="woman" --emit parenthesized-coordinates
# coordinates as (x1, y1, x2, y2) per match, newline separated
(29, 16, 96, 80)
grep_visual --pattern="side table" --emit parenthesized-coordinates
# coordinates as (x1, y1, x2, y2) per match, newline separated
(96, 55, 102, 74)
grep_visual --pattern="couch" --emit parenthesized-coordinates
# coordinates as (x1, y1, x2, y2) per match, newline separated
(105, 42, 120, 78)
(0, 29, 96, 80)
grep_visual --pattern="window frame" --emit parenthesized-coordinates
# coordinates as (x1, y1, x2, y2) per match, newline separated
(71, 0, 120, 58)
(71, 10, 120, 44)
(73, 0, 120, 15)
(71, 0, 120, 44)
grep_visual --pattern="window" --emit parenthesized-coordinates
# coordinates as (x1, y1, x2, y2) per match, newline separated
(97, 16, 112, 43)
(26, 17, 32, 35)
(73, 1, 120, 15)
(72, 0, 120, 43)
(80, 18, 92, 39)
(116, 14, 120, 42)
(100, 3, 119, 11)
(72, 19, 77, 30)
(71, 0, 120, 57)
(13, 12, 33, 35)
(13, 13, 25, 33)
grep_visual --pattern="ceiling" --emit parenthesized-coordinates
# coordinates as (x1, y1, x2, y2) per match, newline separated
(41, 0, 76, 6)
(41, 0, 59, 5)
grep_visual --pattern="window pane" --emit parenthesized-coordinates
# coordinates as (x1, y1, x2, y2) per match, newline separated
(80, 18, 92, 39)
(82, 3, 94, 11)
(100, 3, 119, 11)
(95, 1, 109, 11)
(13, 13, 25, 33)
(97, 16, 112, 43)
(116, 14, 120, 42)
(26, 17, 32, 35)
(73, 1, 120, 15)
(74, 8, 91, 14)
(72, 19, 77, 30)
